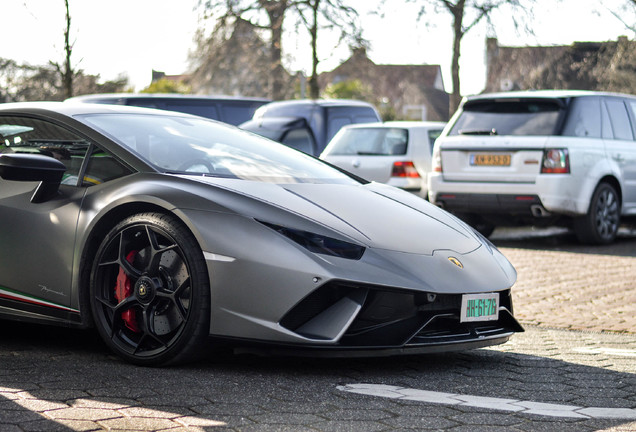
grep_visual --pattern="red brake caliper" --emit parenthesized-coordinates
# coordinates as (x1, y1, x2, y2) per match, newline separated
(115, 250, 140, 332)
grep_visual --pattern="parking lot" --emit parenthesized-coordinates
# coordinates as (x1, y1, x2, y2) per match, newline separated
(1, 227, 635, 432)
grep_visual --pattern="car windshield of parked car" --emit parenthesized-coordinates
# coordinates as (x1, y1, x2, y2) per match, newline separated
(449, 99, 564, 136)
(324, 128, 408, 156)
(79, 113, 358, 184)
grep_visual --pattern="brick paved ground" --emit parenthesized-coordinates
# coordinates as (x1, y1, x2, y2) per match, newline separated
(492, 228, 636, 334)
(1, 324, 634, 431)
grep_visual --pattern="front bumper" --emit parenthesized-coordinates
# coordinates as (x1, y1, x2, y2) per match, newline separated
(222, 282, 523, 355)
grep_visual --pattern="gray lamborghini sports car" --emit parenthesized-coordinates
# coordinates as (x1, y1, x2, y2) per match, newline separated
(0, 102, 523, 365)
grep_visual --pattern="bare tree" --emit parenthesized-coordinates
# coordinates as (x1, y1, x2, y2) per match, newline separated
(518, 38, 636, 94)
(198, 0, 362, 99)
(50, 0, 76, 99)
(189, 17, 275, 96)
(200, 0, 290, 99)
(292, 0, 360, 98)
(605, 0, 636, 35)
(411, 0, 535, 115)
(0, 58, 127, 102)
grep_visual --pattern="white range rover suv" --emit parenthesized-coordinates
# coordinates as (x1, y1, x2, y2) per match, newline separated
(428, 90, 636, 244)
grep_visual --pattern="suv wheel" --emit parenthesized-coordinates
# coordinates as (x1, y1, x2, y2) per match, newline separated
(574, 182, 620, 245)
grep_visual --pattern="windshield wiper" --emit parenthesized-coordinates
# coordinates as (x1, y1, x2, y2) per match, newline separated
(459, 128, 498, 136)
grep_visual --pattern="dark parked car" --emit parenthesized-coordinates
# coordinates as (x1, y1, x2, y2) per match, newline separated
(0, 102, 522, 365)
(66, 93, 270, 126)
(240, 99, 381, 156)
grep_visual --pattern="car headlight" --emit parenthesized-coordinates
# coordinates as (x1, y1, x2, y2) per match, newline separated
(471, 228, 494, 255)
(259, 221, 365, 260)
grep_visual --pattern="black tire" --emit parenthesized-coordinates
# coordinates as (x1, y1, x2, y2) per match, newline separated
(474, 222, 496, 238)
(456, 213, 496, 238)
(574, 182, 621, 245)
(90, 212, 210, 366)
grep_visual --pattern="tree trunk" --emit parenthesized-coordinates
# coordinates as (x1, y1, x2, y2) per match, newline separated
(308, 0, 320, 99)
(263, 1, 288, 100)
(63, 0, 73, 99)
(449, 0, 465, 116)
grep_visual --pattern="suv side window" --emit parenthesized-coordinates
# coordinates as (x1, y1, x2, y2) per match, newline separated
(601, 101, 614, 139)
(222, 104, 261, 125)
(562, 97, 601, 138)
(0, 115, 90, 186)
(327, 116, 352, 143)
(628, 101, 636, 137)
(605, 98, 635, 141)
(162, 101, 220, 121)
(281, 128, 316, 155)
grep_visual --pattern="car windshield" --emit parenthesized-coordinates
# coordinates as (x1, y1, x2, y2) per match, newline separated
(324, 128, 408, 156)
(449, 99, 564, 136)
(79, 113, 358, 184)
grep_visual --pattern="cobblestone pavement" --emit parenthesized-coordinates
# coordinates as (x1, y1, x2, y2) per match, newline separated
(491, 227, 636, 334)
(0, 228, 635, 432)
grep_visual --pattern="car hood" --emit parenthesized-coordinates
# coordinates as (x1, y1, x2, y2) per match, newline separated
(185, 176, 480, 255)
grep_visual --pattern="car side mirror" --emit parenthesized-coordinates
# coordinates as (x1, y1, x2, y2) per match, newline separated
(0, 153, 67, 203)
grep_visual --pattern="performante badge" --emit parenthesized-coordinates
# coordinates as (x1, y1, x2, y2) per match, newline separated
(448, 256, 463, 269)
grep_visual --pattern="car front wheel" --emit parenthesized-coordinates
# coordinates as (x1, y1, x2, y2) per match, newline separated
(90, 212, 210, 366)
(574, 182, 620, 245)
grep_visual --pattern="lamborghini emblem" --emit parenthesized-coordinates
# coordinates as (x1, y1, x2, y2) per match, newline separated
(448, 256, 463, 269)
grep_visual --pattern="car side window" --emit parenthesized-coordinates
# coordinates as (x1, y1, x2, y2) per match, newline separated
(0, 115, 90, 186)
(428, 129, 443, 152)
(82, 146, 133, 187)
(605, 98, 635, 141)
(281, 128, 316, 154)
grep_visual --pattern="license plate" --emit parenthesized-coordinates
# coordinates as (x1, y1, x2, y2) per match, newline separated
(470, 153, 511, 166)
(460, 293, 500, 322)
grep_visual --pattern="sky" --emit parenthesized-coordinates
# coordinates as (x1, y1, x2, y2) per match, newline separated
(2, 0, 634, 96)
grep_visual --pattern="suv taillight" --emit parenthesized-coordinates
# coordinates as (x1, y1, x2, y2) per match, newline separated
(541, 149, 570, 174)
(432, 148, 442, 172)
(391, 161, 420, 178)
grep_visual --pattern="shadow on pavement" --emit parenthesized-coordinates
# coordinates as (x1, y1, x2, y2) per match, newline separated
(1, 321, 635, 431)
(490, 226, 636, 257)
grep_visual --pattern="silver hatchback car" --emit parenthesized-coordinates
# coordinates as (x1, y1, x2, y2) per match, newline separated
(321, 121, 446, 199)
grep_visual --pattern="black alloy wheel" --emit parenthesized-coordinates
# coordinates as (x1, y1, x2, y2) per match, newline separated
(574, 182, 621, 245)
(90, 212, 210, 366)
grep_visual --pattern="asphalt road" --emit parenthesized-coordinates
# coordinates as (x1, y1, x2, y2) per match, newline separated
(1, 227, 635, 432)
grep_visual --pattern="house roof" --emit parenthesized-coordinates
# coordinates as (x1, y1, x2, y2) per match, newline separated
(320, 48, 443, 90)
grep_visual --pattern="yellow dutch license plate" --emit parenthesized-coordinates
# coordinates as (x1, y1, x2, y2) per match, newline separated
(470, 153, 511, 166)
(460, 293, 500, 322)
